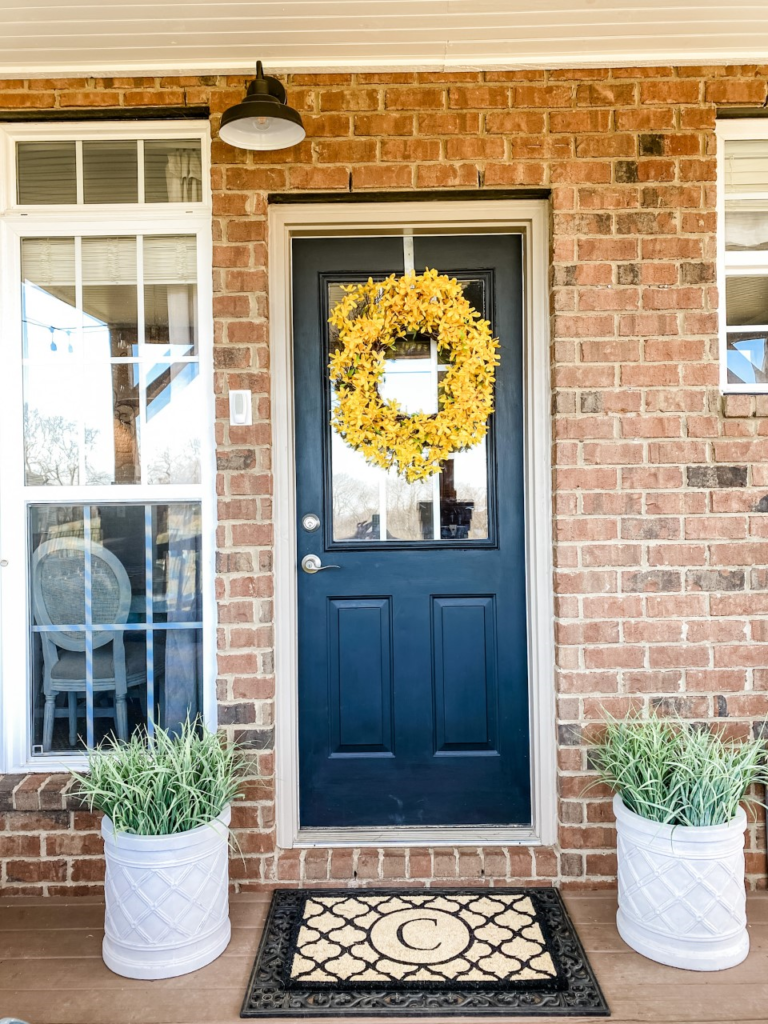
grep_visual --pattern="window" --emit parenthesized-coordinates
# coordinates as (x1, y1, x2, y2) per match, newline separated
(326, 277, 491, 543)
(0, 123, 213, 769)
(15, 137, 203, 206)
(718, 121, 768, 391)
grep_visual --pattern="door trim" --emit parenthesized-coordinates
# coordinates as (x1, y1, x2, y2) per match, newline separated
(269, 200, 555, 849)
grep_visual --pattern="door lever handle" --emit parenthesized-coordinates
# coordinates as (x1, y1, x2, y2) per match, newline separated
(301, 554, 341, 574)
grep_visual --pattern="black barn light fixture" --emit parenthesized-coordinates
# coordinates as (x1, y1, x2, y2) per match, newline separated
(219, 61, 306, 151)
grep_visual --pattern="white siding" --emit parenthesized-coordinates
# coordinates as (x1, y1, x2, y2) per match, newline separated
(1, 0, 768, 77)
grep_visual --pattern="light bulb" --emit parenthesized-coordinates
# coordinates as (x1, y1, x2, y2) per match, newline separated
(255, 117, 271, 131)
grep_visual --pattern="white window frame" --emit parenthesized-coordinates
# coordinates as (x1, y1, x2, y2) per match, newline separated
(716, 118, 768, 394)
(0, 121, 216, 773)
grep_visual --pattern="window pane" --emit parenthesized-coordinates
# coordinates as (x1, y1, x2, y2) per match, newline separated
(21, 238, 77, 358)
(726, 276, 768, 327)
(17, 142, 77, 205)
(144, 236, 198, 356)
(82, 237, 138, 358)
(328, 278, 490, 543)
(726, 332, 768, 386)
(725, 205, 768, 251)
(21, 233, 201, 489)
(29, 502, 202, 753)
(24, 363, 82, 486)
(83, 363, 141, 486)
(82, 141, 138, 204)
(144, 362, 202, 484)
(144, 140, 203, 203)
(23, 361, 142, 487)
(724, 139, 768, 195)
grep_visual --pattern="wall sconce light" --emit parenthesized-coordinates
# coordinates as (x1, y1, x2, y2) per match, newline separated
(219, 61, 306, 151)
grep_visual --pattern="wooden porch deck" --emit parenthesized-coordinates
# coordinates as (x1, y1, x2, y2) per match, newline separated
(0, 892, 766, 1024)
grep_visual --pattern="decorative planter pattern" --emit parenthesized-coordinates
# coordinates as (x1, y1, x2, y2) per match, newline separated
(614, 794, 749, 971)
(101, 806, 231, 980)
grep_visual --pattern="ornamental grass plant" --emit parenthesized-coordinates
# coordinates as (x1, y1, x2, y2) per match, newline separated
(73, 718, 244, 836)
(591, 715, 768, 827)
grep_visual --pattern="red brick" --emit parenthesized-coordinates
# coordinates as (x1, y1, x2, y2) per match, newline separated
(7, 859, 67, 882)
(448, 86, 509, 108)
(354, 112, 413, 136)
(705, 80, 768, 105)
(385, 88, 445, 109)
(640, 80, 701, 104)
(319, 89, 380, 111)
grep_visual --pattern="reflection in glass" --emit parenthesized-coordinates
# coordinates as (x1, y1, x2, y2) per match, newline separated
(725, 207, 768, 251)
(331, 432, 382, 541)
(328, 277, 491, 543)
(82, 236, 138, 358)
(144, 236, 198, 356)
(144, 362, 202, 484)
(724, 140, 768, 194)
(82, 141, 138, 204)
(144, 140, 203, 203)
(29, 502, 202, 753)
(23, 363, 82, 486)
(726, 276, 768, 327)
(21, 234, 202, 488)
(727, 332, 768, 386)
(104, 364, 141, 485)
(17, 142, 77, 205)
(21, 238, 77, 358)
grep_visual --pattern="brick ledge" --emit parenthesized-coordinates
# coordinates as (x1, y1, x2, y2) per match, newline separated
(0, 773, 82, 813)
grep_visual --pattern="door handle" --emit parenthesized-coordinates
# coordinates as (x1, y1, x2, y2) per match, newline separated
(301, 554, 340, 574)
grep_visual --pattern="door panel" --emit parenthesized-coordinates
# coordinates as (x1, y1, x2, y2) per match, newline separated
(432, 596, 497, 754)
(328, 598, 394, 755)
(293, 233, 529, 828)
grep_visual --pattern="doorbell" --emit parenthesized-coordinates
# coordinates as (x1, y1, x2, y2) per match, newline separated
(229, 389, 253, 426)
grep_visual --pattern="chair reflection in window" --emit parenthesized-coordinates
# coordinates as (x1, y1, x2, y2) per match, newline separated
(419, 461, 475, 541)
(31, 538, 145, 751)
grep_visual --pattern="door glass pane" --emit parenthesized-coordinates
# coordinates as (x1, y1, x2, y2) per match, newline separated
(328, 277, 491, 543)
(82, 141, 139, 204)
(29, 502, 202, 754)
(144, 140, 203, 203)
(17, 142, 77, 205)
(726, 276, 768, 327)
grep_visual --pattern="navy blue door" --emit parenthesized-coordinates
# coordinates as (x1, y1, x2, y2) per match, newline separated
(293, 234, 529, 828)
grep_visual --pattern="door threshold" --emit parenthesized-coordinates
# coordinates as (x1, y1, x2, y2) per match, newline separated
(294, 825, 540, 848)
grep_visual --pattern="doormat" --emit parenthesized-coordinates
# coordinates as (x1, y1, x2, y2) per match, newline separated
(241, 888, 609, 1018)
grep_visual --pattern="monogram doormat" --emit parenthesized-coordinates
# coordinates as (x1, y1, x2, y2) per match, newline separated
(241, 888, 609, 1017)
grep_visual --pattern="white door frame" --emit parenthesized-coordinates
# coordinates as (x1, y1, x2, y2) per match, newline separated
(269, 200, 555, 849)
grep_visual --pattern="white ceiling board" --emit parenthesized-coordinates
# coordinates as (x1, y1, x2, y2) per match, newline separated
(1, 0, 768, 77)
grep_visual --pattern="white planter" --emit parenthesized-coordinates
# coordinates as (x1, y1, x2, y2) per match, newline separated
(101, 806, 231, 980)
(614, 794, 749, 971)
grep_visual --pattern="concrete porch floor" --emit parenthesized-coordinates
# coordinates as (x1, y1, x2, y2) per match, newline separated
(0, 892, 766, 1024)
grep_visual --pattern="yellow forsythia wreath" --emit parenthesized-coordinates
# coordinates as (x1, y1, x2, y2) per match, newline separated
(328, 268, 500, 482)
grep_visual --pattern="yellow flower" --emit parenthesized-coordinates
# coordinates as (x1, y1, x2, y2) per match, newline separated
(329, 269, 499, 481)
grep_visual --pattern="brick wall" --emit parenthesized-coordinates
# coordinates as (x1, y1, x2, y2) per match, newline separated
(1, 65, 767, 894)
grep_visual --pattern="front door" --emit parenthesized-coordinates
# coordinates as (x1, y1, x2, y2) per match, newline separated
(292, 233, 529, 829)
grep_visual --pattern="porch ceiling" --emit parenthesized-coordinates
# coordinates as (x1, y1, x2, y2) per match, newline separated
(1, 0, 768, 79)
